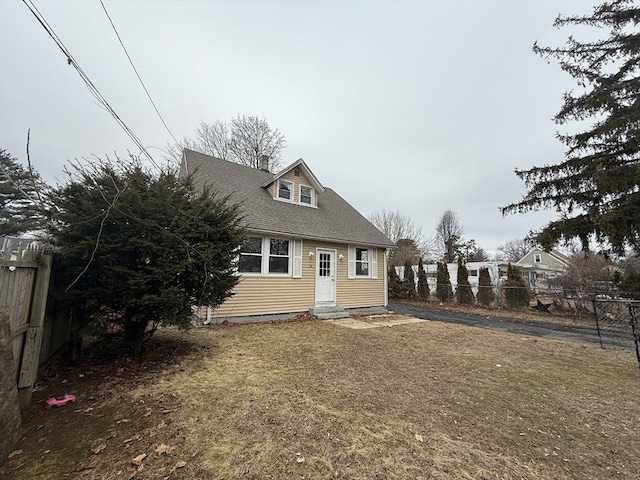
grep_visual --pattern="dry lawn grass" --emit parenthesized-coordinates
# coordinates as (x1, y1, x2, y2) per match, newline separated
(3, 318, 639, 480)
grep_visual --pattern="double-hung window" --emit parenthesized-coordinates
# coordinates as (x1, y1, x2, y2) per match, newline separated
(299, 185, 314, 206)
(347, 246, 378, 279)
(268, 239, 289, 273)
(278, 179, 293, 201)
(238, 236, 263, 273)
(355, 248, 369, 276)
(238, 236, 297, 276)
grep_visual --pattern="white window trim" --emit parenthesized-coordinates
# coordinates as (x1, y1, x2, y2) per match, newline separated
(298, 184, 315, 207)
(348, 246, 378, 279)
(238, 236, 293, 277)
(277, 179, 294, 202)
(534, 253, 542, 263)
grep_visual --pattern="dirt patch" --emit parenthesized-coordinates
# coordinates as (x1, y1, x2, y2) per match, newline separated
(333, 314, 427, 329)
(2, 320, 639, 479)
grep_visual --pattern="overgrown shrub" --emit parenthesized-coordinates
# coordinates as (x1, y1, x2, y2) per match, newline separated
(49, 158, 244, 355)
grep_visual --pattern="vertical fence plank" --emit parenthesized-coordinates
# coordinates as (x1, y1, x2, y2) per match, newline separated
(17, 254, 53, 409)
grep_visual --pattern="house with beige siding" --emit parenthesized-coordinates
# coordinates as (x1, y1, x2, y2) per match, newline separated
(181, 150, 394, 320)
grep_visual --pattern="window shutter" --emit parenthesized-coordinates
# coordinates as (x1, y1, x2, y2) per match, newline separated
(348, 245, 355, 279)
(371, 248, 378, 279)
(293, 239, 303, 278)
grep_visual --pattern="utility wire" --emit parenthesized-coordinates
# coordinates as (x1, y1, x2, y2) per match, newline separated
(99, 0, 180, 147)
(22, 0, 160, 170)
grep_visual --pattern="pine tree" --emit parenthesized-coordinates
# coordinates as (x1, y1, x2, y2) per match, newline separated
(0, 149, 50, 236)
(416, 257, 430, 300)
(504, 264, 531, 308)
(503, 1, 640, 254)
(456, 257, 474, 304)
(48, 157, 244, 355)
(403, 259, 416, 298)
(435, 261, 453, 302)
(477, 267, 495, 306)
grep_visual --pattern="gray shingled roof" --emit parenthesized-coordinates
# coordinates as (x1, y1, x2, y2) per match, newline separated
(182, 150, 394, 247)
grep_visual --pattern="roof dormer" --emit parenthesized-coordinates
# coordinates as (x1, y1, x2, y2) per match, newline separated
(262, 158, 325, 207)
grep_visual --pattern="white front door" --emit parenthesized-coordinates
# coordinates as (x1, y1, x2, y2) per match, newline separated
(315, 249, 336, 306)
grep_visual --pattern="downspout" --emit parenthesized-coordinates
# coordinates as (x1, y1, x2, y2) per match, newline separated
(383, 249, 388, 306)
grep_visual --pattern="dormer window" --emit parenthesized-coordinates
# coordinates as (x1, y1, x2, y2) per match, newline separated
(300, 185, 314, 205)
(278, 179, 292, 201)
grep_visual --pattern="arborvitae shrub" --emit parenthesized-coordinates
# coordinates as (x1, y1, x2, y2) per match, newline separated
(477, 267, 495, 305)
(416, 257, 430, 300)
(504, 263, 530, 308)
(403, 259, 416, 298)
(456, 257, 474, 304)
(388, 266, 404, 298)
(435, 261, 453, 302)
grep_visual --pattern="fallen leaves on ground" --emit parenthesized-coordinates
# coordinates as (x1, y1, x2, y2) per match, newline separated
(131, 452, 147, 466)
(7, 450, 23, 458)
(155, 443, 175, 455)
(76, 460, 98, 477)
(91, 443, 106, 455)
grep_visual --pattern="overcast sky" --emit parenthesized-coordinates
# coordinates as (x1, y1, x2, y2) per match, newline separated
(0, 0, 600, 254)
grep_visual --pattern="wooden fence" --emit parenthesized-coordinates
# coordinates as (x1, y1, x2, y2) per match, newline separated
(0, 237, 52, 409)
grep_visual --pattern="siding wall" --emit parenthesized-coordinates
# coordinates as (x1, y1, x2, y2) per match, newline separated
(518, 249, 567, 269)
(209, 239, 386, 318)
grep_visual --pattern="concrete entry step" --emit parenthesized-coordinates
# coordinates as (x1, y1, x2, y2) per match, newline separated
(309, 305, 350, 320)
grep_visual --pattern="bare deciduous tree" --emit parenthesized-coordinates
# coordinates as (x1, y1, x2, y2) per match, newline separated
(435, 209, 463, 263)
(368, 209, 435, 265)
(166, 115, 286, 171)
(195, 120, 233, 161)
(229, 115, 285, 170)
(548, 252, 617, 294)
(496, 238, 531, 262)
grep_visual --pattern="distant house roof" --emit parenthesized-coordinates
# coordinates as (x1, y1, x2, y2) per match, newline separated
(181, 150, 394, 248)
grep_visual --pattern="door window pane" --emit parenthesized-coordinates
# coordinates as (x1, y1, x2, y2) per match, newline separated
(319, 253, 331, 277)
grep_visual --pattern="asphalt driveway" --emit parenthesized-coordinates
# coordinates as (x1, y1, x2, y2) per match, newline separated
(388, 302, 634, 349)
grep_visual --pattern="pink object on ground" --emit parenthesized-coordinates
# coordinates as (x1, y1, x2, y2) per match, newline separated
(45, 393, 76, 409)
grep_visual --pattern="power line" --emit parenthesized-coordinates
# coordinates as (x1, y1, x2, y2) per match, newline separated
(21, 0, 160, 170)
(99, 0, 180, 147)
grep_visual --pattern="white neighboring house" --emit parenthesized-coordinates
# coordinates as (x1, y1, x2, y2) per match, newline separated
(422, 261, 502, 294)
(398, 247, 569, 293)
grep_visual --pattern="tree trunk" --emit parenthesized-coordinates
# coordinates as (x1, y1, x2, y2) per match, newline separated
(123, 317, 148, 355)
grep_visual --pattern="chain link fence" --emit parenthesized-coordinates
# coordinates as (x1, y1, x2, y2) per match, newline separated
(629, 305, 640, 372)
(593, 299, 640, 371)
